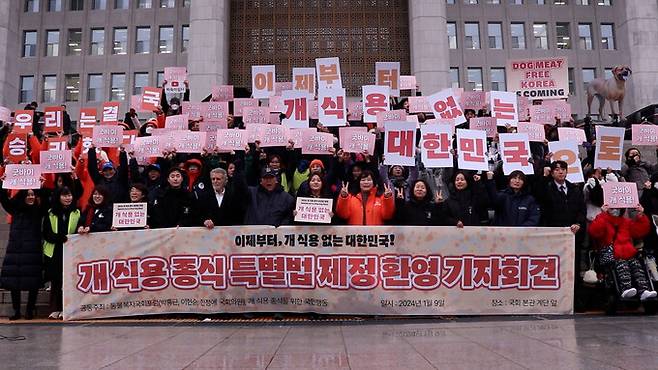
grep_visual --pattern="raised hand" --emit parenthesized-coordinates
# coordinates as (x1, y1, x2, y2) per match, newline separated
(434, 189, 444, 203)
(340, 181, 349, 197)
(383, 183, 393, 198)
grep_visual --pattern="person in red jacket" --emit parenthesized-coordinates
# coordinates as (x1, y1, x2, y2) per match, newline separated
(336, 170, 395, 226)
(589, 203, 657, 301)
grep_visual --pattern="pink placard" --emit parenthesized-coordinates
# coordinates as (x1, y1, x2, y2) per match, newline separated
(339, 127, 374, 154)
(0, 106, 11, 122)
(602, 182, 639, 209)
(259, 125, 289, 147)
(275, 82, 293, 96)
(212, 85, 234, 102)
(199, 121, 228, 132)
(2, 164, 42, 189)
(347, 102, 363, 121)
(40, 150, 72, 173)
(289, 128, 316, 149)
(182, 102, 203, 120)
(242, 106, 270, 124)
(469, 117, 497, 138)
(164, 67, 187, 94)
(203, 130, 219, 152)
(268, 96, 285, 113)
(376, 109, 406, 128)
(408, 96, 431, 113)
(92, 125, 123, 147)
(543, 100, 571, 121)
(301, 131, 334, 155)
(460, 91, 486, 110)
(557, 127, 587, 144)
(233, 98, 259, 117)
(384, 122, 416, 166)
(216, 129, 248, 151)
(517, 96, 531, 122)
(308, 99, 319, 120)
(134, 136, 165, 158)
(400, 75, 417, 90)
(172, 131, 206, 153)
(141, 87, 162, 112)
(631, 125, 658, 146)
(269, 113, 282, 125)
(246, 124, 268, 143)
(517, 122, 546, 142)
(165, 114, 189, 130)
(530, 105, 555, 125)
(130, 95, 148, 112)
(201, 102, 229, 123)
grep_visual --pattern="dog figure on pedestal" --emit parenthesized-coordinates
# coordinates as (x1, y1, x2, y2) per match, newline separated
(586, 65, 632, 121)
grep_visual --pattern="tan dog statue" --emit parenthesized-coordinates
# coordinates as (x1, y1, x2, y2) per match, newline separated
(586, 65, 632, 121)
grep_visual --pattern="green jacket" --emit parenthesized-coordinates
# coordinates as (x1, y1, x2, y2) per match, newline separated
(43, 210, 80, 258)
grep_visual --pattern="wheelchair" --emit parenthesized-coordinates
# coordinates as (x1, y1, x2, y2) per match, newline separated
(598, 249, 658, 315)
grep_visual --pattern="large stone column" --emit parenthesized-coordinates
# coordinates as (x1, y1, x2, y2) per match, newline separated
(188, 0, 231, 101)
(622, 1, 658, 113)
(408, 0, 449, 95)
(0, 2, 20, 107)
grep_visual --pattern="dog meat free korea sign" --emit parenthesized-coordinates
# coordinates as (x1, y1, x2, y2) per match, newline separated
(63, 226, 574, 320)
(507, 57, 568, 100)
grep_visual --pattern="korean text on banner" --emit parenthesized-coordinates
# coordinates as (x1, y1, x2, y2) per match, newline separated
(490, 91, 519, 127)
(201, 102, 229, 123)
(631, 125, 658, 146)
(362, 85, 390, 124)
(288, 128, 314, 149)
(317, 88, 346, 127)
(112, 203, 148, 229)
(376, 109, 406, 128)
(63, 225, 574, 320)
(44, 106, 64, 134)
(301, 131, 334, 155)
(469, 117, 497, 138)
(182, 102, 202, 120)
(384, 121, 416, 166)
(216, 129, 248, 151)
(548, 141, 584, 183)
(530, 105, 555, 126)
(543, 100, 571, 121)
(251, 65, 275, 99)
(141, 87, 162, 112)
(40, 150, 72, 174)
(594, 126, 625, 170)
(400, 75, 417, 91)
(347, 102, 363, 120)
(499, 133, 533, 175)
(427, 89, 466, 126)
(602, 182, 639, 209)
(420, 124, 453, 168)
(211, 85, 233, 102)
(339, 127, 375, 154)
(2, 164, 42, 190)
(164, 114, 189, 130)
(518, 122, 546, 142)
(456, 129, 488, 171)
(233, 98, 258, 117)
(292, 67, 316, 96)
(12, 110, 34, 134)
(242, 107, 270, 125)
(282, 90, 309, 129)
(5, 133, 27, 163)
(259, 125, 289, 147)
(408, 96, 431, 113)
(375, 62, 400, 97)
(295, 198, 333, 224)
(101, 102, 120, 125)
(460, 91, 486, 110)
(315, 57, 342, 90)
(507, 57, 568, 100)
(48, 136, 69, 151)
(173, 131, 206, 153)
(164, 67, 187, 94)
(558, 127, 587, 144)
(92, 125, 123, 147)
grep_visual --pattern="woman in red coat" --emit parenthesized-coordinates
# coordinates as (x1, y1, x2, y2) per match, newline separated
(589, 204, 656, 300)
(336, 170, 395, 226)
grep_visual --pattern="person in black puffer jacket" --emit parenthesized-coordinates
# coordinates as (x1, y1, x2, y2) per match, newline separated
(640, 173, 658, 255)
(150, 168, 196, 228)
(485, 170, 541, 227)
(394, 179, 445, 226)
(442, 171, 490, 227)
(77, 185, 113, 234)
(0, 186, 49, 320)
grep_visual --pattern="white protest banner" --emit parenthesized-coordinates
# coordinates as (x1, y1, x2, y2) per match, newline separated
(602, 182, 639, 209)
(100, 102, 120, 125)
(182, 102, 203, 120)
(92, 125, 123, 147)
(282, 90, 309, 129)
(216, 129, 248, 151)
(317, 88, 346, 127)
(408, 96, 431, 113)
(315, 57, 342, 90)
(164, 114, 189, 130)
(384, 121, 416, 166)
(420, 124, 453, 168)
(211, 85, 233, 102)
(518, 122, 546, 142)
(631, 125, 658, 146)
(43, 106, 63, 134)
(548, 140, 584, 183)
(557, 127, 587, 144)
(12, 110, 34, 134)
(201, 102, 229, 123)
(292, 67, 316, 96)
(2, 164, 42, 190)
(499, 133, 534, 175)
(233, 98, 259, 117)
(460, 91, 486, 110)
(400, 75, 417, 90)
(141, 87, 162, 112)
(39, 150, 72, 174)
(242, 106, 271, 125)
(301, 131, 334, 155)
(469, 117, 497, 138)
(456, 129, 488, 171)
(173, 131, 206, 153)
(339, 127, 375, 154)
(63, 225, 574, 320)
(112, 203, 147, 229)
(289, 128, 316, 149)
(507, 57, 568, 100)
(164, 67, 187, 94)
(295, 198, 333, 224)
(251, 65, 276, 99)
(362, 85, 390, 123)
(594, 126, 625, 170)
(259, 125, 289, 147)
(490, 91, 519, 127)
(375, 62, 400, 97)
(427, 89, 466, 126)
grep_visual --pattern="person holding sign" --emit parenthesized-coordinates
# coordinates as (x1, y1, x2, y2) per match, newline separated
(0, 182, 48, 320)
(484, 170, 541, 227)
(77, 186, 113, 234)
(336, 170, 395, 226)
(294, 173, 335, 225)
(442, 171, 491, 228)
(160, 80, 189, 117)
(87, 145, 129, 203)
(621, 147, 658, 196)
(42, 186, 81, 320)
(393, 179, 445, 226)
(589, 203, 656, 301)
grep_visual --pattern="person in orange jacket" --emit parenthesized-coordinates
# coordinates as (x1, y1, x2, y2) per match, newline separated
(336, 170, 395, 226)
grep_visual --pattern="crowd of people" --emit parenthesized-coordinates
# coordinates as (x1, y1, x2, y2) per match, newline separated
(1, 82, 657, 321)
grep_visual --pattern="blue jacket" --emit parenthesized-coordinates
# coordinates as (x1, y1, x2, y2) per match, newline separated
(486, 181, 540, 227)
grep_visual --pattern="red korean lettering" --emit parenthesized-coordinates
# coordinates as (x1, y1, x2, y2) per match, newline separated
(111, 258, 141, 292)
(317, 256, 349, 289)
(170, 255, 199, 289)
(320, 96, 345, 118)
(422, 133, 450, 159)
(13, 110, 33, 134)
(471, 256, 502, 290)
(410, 255, 441, 290)
(284, 98, 308, 120)
(502, 141, 530, 166)
(229, 255, 259, 288)
(318, 64, 339, 86)
(294, 74, 315, 93)
(139, 257, 169, 291)
(529, 256, 559, 289)
(286, 255, 314, 288)
(347, 255, 378, 289)
(365, 93, 387, 116)
(492, 98, 515, 120)
(377, 69, 399, 90)
(459, 137, 486, 163)
(501, 256, 530, 289)
(258, 255, 287, 288)
(380, 255, 412, 289)
(433, 96, 462, 120)
(198, 255, 226, 289)
(77, 260, 110, 294)
(387, 130, 414, 157)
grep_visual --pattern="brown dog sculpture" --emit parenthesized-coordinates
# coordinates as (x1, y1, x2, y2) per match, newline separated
(586, 65, 632, 121)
